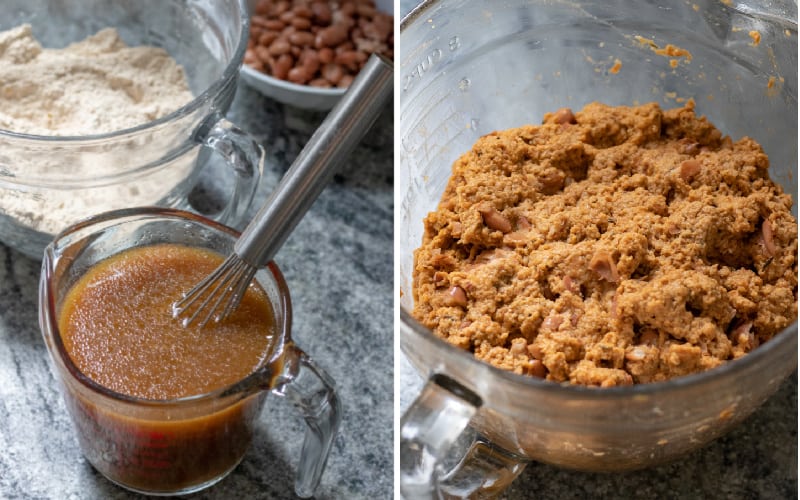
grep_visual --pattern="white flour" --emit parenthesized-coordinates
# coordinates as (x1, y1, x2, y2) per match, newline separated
(0, 24, 193, 135)
(0, 25, 198, 250)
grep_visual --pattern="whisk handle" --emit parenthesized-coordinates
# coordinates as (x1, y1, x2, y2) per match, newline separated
(234, 54, 394, 267)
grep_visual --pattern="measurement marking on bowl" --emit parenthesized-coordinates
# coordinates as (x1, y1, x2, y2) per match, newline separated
(400, 86, 459, 153)
(402, 36, 462, 92)
(403, 108, 469, 168)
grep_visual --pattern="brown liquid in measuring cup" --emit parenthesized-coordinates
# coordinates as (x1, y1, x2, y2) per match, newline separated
(56, 244, 277, 493)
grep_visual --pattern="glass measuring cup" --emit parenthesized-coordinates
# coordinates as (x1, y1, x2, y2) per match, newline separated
(39, 207, 340, 497)
(399, 0, 797, 496)
(0, 0, 264, 259)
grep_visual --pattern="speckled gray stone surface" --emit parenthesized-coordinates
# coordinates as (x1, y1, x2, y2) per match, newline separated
(398, 1, 797, 499)
(0, 81, 393, 499)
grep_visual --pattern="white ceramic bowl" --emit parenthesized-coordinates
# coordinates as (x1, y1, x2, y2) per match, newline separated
(240, 65, 347, 110)
(240, 0, 393, 111)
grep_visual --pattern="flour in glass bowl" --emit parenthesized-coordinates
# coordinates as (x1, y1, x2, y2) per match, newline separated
(0, 24, 198, 246)
(0, 24, 193, 135)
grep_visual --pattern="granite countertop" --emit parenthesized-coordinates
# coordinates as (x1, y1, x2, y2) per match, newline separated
(0, 82, 393, 499)
(398, 1, 797, 499)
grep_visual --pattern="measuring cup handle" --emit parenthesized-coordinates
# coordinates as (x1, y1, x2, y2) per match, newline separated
(400, 374, 527, 499)
(194, 114, 264, 229)
(272, 345, 342, 498)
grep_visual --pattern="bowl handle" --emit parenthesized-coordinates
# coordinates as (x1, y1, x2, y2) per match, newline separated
(270, 344, 342, 498)
(193, 113, 265, 229)
(401, 374, 527, 498)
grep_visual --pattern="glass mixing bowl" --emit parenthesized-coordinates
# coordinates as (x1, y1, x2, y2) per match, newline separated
(0, 0, 264, 259)
(398, 0, 797, 497)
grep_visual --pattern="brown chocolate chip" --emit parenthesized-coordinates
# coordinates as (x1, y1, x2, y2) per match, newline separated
(479, 207, 513, 233)
(761, 218, 776, 257)
(589, 250, 619, 283)
(679, 159, 701, 182)
(551, 107, 577, 125)
(528, 359, 547, 378)
(445, 286, 467, 307)
(527, 343, 544, 360)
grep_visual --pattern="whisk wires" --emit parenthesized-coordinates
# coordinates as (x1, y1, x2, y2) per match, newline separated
(172, 255, 257, 329)
(173, 55, 393, 330)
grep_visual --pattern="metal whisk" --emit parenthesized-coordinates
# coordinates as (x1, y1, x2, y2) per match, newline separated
(174, 54, 393, 327)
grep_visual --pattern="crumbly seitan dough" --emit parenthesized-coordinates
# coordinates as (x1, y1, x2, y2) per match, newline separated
(412, 101, 798, 387)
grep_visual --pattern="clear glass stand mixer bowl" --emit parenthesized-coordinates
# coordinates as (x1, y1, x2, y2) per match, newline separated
(398, 0, 797, 497)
